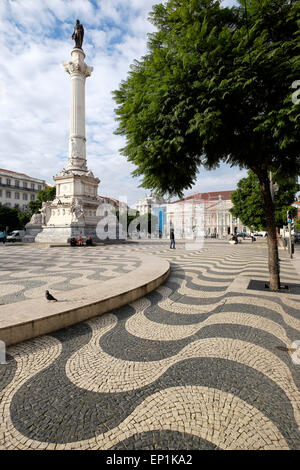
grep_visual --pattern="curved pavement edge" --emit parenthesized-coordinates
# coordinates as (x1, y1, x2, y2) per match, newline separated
(0, 254, 170, 346)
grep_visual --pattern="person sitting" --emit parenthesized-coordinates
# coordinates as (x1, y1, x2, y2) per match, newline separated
(76, 235, 84, 246)
(86, 236, 93, 246)
(70, 237, 77, 246)
(230, 234, 238, 244)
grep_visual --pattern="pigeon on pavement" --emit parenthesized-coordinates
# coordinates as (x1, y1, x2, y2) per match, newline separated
(45, 290, 57, 302)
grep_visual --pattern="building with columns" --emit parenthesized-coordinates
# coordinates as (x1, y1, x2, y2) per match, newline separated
(167, 191, 246, 238)
(134, 191, 246, 239)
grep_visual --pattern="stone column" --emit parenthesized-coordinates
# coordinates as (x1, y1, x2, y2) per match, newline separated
(229, 212, 233, 233)
(63, 48, 93, 173)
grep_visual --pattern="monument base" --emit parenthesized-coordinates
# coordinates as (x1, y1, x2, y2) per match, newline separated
(29, 225, 101, 244)
(23, 225, 43, 243)
(24, 223, 124, 244)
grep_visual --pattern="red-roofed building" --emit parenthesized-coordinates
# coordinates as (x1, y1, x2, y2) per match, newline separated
(98, 195, 129, 211)
(171, 190, 235, 203)
(0, 168, 46, 211)
(167, 190, 247, 238)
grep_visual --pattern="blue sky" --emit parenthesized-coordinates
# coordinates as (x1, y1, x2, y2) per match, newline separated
(0, 0, 243, 206)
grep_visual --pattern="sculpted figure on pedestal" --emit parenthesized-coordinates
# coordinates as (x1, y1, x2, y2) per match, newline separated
(41, 201, 51, 225)
(72, 20, 84, 49)
(29, 212, 42, 225)
(71, 198, 85, 223)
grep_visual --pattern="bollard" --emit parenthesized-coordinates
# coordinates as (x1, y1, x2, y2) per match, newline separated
(0, 340, 6, 364)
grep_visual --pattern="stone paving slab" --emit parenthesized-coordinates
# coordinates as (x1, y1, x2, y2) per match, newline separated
(291, 248, 300, 279)
(0, 240, 299, 450)
(0, 245, 143, 305)
(0, 247, 170, 346)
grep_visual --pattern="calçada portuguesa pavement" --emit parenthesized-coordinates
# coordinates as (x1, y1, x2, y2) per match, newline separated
(0, 238, 299, 450)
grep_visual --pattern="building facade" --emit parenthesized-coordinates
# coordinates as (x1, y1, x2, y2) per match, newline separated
(98, 196, 129, 212)
(135, 195, 168, 236)
(0, 169, 46, 211)
(135, 195, 167, 216)
(134, 191, 246, 239)
(167, 191, 246, 239)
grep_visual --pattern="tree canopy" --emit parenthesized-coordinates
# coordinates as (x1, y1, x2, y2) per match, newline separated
(0, 205, 22, 232)
(113, 0, 300, 290)
(113, 0, 300, 197)
(230, 170, 298, 230)
(29, 186, 56, 214)
(136, 212, 159, 234)
(116, 209, 139, 234)
(116, 209, 159, 235)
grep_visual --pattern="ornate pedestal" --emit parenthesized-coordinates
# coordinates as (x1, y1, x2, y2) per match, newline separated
(36, 171, 101, 242)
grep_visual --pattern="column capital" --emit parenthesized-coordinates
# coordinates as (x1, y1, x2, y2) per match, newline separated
(63, 48, 93, 78)
(63, 60, 93, 78)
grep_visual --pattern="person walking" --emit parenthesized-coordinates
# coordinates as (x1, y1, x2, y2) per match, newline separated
(170, 228, 175, 249)
(0, 231, 6, 244)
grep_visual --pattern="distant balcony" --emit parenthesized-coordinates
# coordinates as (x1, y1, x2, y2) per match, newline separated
(0, 182, 43, 192)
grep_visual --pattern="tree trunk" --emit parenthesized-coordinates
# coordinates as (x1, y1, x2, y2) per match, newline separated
(257, 169, 280, 291)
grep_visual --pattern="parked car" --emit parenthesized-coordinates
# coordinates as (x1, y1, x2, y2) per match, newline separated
(6, 230, 25, 242)
(254, 231, 267, 237)
(237, 232, 247, 238)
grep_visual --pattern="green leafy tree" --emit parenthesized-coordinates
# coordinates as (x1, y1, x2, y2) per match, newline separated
(17, 208, 32, 228)
(113, 0, 300, 290)
(230, 170, 298, 230)
(273, 179, 298, 228)
(116, 209, 139, 234)
(0, 204, 20, 232)
(116, 210, 159, 235)
(137, 212, 159, 234)
(0, 205, 33, 231)
(29, 186, 56, 214)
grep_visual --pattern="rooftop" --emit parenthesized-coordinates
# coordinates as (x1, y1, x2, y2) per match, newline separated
(172, 190, 235, 204)
(0, 168, 45, 183)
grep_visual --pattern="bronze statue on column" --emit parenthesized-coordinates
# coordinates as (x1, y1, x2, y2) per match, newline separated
(72, 20, 84, 49)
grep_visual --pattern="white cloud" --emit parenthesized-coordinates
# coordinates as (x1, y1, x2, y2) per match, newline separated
(0, 0, 240, 206)
(185, 168, 248, 198)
